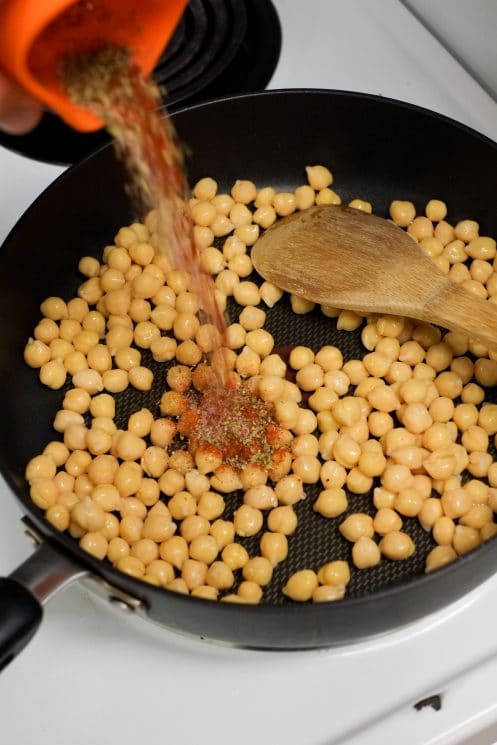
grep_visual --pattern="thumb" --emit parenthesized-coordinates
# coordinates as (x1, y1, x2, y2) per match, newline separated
(0, 72, 42, 134)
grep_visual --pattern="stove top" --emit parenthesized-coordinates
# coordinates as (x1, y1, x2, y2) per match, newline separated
(2, 1, 497, 744)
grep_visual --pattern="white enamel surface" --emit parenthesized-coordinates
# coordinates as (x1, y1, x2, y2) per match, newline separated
(1, 2, 497, 743)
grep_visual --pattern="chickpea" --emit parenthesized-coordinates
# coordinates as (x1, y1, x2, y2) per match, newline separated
(26, 454, 57, 481)
(317, 561, 350, 587)
(336, 310, 362, 331)
(267, 505, 298, 535)
(127, 366, 153, 391)
(465, 479, 488, 503)
(244, 484, 278, 510)
(306, 165, 333, 190)
(352, 537, 381, 569)
(230, 179, 256, 204)
(347, 467, 373, 494)
(312, 585, 346, 602)
(394, 488, 423, 517)
(292, 455, 321, 483)
(210, 464, 243, 493)
(44, 441, 69, 467)
(253, 205, 277, 229)
(259, 281, 283, 308)
(29, 479, 58, 509)
(257, 531, 288, 566)
(425, 545, 457, 572)
(39, 359, 67, 389)
(234, 504, 263, 537)
(425, 199, 447, 222)
(45, 503, 70, 532)
(292, 409, 317, 437)
(143, 559, 174, 587)
(205, 561, 235, 590)
(389, 200, 415, 227)
(373, 508, 402, 535)
(368, 411, 394, 438)
(294, 184, 315, 210)
(459, 503, 493, 530)
(417, 497, 442, 531)
(237, 582, 263, 604)
(379, 531, 415, 560)
(474, 358, 497, 387)
(402, 403, 432, 434)
(218, 543, 248, 572)
(283, 569, 318, 601)
(313, 487, 348, 518)
(24, 338, 51, 368)
(246, 329, 274, 358)
(107, 536, 130, 564)
(258, 355, 286, 380)
(339, 513, 374, 542)
(375, 330, 400, 359)
(192, 177, 217, 201)
(481, 523, 497, 542)
(165, 578, 188, 595)
(64, 450, 91, 478)
(429, 396, 455, 423)
(79, 531, 108, 560)
(467, 451, 492, 478)
(157, 536, 187, 570)
(367, 384, 400, 413)
(323, 371, 349, 398)
(381, 463, 413, 493)
(314, 193, 340, 213)
(62, 351, 87, 377)
(205, 521, 234, 553)
(461, 425, 489, 453)
(128, 538, 159, 567)
(358, 448, 387, 478)
(466, 236, 496, 259)
(453, 525, 480, 555)
(441, 488, 472, 519)
(361, 323, 381, 351)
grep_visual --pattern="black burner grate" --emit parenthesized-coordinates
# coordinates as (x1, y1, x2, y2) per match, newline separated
(0, 0, 281, 165)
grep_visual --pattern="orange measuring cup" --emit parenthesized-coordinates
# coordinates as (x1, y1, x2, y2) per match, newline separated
(0, 0, 188, 131)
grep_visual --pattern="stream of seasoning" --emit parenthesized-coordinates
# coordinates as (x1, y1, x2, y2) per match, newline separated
(62, 46, 227, 362)
(61, 44, 278, 470)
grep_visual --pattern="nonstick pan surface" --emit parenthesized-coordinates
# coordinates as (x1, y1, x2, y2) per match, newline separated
(2, 89, 497, 650)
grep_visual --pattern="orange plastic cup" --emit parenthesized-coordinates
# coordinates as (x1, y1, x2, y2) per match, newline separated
(0, 0, 188, 131)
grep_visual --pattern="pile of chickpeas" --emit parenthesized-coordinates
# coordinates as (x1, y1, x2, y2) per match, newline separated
(23, 164, 497, 604)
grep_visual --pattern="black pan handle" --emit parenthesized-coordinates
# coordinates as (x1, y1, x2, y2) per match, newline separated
(0, 529, 87, 671)
(0, 578, 42, 671)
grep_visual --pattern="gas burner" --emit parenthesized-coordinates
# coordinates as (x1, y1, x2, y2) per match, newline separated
(0, 0, 281, 165)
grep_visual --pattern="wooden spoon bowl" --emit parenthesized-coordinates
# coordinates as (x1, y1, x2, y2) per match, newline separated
(251, 204, 497, 351)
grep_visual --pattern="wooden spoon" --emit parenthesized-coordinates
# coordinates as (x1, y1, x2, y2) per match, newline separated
(251, 204, 497, 351)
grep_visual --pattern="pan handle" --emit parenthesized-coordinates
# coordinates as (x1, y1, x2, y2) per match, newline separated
(0, 537, 87, 671)
(0, 578, 42, 671)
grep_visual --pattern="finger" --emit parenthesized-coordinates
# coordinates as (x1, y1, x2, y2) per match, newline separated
(0, 73, 43, 134)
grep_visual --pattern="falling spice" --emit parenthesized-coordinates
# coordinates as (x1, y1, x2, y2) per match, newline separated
(61, 45, 228, 379)
(178, 383, 279, 470)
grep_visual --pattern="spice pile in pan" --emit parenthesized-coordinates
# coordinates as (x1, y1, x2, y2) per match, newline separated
(24, 164, 497, 604)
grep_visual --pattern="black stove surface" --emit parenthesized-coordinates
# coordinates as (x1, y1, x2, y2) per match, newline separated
(0, 0, 281, 165)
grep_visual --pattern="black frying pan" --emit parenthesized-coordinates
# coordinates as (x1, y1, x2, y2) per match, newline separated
(1, 89, 497, 668)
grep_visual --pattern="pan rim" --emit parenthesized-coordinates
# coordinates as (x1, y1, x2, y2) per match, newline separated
(2, 87, 497, 626)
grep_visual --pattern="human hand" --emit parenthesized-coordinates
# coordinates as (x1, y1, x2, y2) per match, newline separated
(0, 71, 42, 134)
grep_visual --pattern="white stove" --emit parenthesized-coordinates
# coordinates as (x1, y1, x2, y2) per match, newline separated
(2, 2, 497, 743)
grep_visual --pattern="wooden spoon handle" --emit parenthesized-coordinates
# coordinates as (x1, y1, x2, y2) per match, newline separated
(424, 281, 497, 351)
